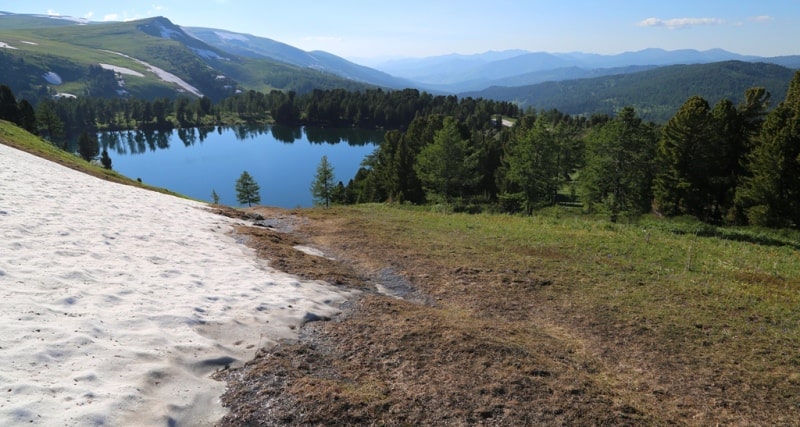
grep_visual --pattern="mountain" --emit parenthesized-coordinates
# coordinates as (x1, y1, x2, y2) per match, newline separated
(2, 10, 799, 113)
(462, 61, 796, 123)
(371, 48, 799, 93)
(0, 10, 90, 28)
(183, 27, 414, 89)
(0, 13, 375, 103)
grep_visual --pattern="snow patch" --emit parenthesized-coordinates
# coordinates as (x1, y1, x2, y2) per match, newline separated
(42, 72, 62, 85)
(42, 14, 89, 24)
(154, 21, 182, 40)
(20, 40, 38, 45)
(214, 31, 249, 42)
(293, 245, 335, 260)
(191, 47, 229, 61)
(0, 41, 17, 50)
(102, 50, 203, 97)
(0, 144, 356, 426)
(99, 63, 145, 77)
(54, 93, 77, 99)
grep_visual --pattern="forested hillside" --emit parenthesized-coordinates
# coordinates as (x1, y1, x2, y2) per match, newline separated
(466, 61, 795, 122)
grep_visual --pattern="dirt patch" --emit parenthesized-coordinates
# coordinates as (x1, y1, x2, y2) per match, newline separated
(212, 207, 650, 426)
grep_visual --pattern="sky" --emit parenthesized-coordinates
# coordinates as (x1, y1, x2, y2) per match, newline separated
(4, 1, 800, 63)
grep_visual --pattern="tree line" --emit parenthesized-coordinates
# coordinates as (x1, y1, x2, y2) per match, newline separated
(0, 84, 518, 143)
(331, 72, 800, 229)
(2, 69, 799, 229)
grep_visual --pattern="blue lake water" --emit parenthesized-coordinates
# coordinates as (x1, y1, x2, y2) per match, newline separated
(99, 125, 382, 208)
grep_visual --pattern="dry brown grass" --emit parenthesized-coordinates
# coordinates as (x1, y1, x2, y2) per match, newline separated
(214, 205, 800, 426)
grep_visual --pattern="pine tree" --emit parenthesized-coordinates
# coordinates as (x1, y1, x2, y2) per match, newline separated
(77, 131, 99, 162)
(0, 85, 18, 124)
(35, 100, 64, 143)
(100, 148, 112, 170)
(17, 99, 37, 134)
(652, 96, 714, 218)
(580, 107, 657, 221)
(235, 171, 261, 207)
(735, 71, 800, 228)
(211, 189, 220, 205)
(310, 155, 336, 208)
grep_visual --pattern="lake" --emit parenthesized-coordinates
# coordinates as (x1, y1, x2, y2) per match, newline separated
(98, 125, 383, 208)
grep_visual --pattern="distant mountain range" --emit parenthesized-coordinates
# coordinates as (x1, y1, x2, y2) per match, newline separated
(1, 10, 799, 122)
(183, 27, 414, 89)
(370, 48, 800, 92)
(463, 60, 796, 123)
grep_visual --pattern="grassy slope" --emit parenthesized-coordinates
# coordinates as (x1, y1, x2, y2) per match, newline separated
(1, 18, 375, 99)
(221, 204, 800, 425)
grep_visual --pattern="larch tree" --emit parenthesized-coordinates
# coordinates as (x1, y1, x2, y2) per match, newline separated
(504, 115, 561, 214)
(414, 116, 478, 204)
(235, 171, 261, 207)
(311, 155, 336, 208)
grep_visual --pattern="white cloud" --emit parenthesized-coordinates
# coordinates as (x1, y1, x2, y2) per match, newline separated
(103, 13, 119, 21)
(750, 15, 773, 23)
(636, 17, 725, 30)
(84, 11, 94, 19)
(46, 9, 60, 16)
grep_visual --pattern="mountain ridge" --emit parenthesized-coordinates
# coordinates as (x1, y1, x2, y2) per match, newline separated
(1, 10, 799, 121)
(0, 13, 376, 102)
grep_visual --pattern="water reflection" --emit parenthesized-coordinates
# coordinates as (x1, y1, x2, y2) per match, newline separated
(95, 123, 382, 207)
(99, 124, 382, 155)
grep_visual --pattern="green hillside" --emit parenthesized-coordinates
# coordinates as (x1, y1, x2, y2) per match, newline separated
(467, 61, 795, 122)
(0, 15, 373, 103)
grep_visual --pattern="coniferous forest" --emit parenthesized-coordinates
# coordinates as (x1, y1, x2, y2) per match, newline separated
(2, 70, 799, 229)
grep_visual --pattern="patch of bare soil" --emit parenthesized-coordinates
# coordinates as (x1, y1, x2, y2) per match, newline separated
(212, 207, 650, 426)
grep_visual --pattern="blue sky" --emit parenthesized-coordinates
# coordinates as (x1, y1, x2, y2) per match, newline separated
(5, 1, 799, 62)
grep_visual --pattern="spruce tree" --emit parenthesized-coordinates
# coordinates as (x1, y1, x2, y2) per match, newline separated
(235, 171, 261, 207)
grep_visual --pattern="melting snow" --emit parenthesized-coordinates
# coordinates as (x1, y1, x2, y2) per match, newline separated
(20, 40, 39, 45)
(191, 48, 229, 61)
(154, 21, 182, 40)
(0, 41, 18, 50)
(102, 50, 203, 97)
(214, 31, 249, 42)
(41, 14, 89, 24)
(42, 72, 63, 85)
(100, 63, 145, 77)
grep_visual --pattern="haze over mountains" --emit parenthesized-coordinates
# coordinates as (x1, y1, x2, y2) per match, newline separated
(1, 11, 799, 121)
